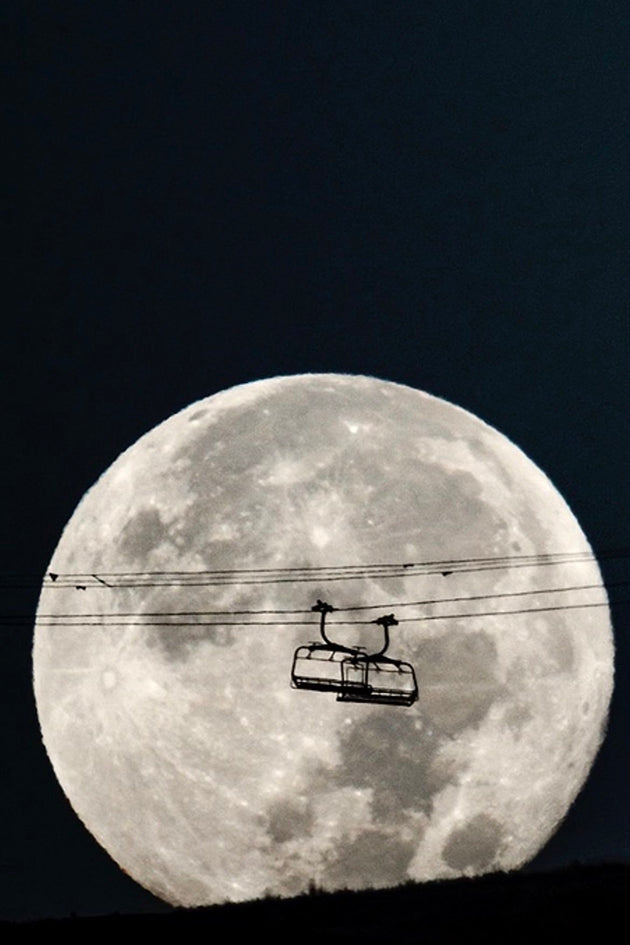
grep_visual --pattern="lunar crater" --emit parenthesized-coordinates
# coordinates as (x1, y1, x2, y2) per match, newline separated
(100, 668, 118, 691)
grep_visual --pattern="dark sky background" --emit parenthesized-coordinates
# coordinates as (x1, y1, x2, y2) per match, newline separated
(5, 0, 629, 922)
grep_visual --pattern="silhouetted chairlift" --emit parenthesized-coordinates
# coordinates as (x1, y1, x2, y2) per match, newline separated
(291, 601, 418, 707)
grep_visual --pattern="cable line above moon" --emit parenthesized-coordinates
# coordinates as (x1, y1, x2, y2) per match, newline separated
(10, 578, 625, 625)
(11, 577, 624, 631)
(4, 547, 629, 589)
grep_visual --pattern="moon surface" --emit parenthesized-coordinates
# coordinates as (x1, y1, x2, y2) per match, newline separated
(32, 374, 614, 906)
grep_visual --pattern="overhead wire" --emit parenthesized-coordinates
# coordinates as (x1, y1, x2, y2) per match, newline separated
(3, 588, 624, 630)
(4, 579, 626, 624)
(1, 547, 628, 590)
(9, 599, 625, 629)
(0, 549, 625, 629)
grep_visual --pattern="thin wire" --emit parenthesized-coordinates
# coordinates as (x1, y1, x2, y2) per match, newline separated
(388, 599, 627, 623)
(337, 580, 625, 614)
(6, 579, 626, 623)
(23, 597, 626, 629)
(2, 547, 628, 589)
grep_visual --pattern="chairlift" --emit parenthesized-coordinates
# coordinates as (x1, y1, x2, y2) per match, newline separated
(291, 601, 418, 707)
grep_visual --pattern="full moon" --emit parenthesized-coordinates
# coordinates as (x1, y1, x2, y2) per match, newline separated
(33, 374, 614, 906)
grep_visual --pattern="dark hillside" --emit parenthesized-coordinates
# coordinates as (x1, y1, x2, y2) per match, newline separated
(6, 862, 628, 944)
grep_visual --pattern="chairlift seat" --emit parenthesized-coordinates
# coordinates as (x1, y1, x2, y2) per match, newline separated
(291, 644, 349, 693)
(338, 656, 418, 707)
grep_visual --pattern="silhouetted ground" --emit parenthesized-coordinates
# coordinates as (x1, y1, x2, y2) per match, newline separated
(4, 862, 628, 943)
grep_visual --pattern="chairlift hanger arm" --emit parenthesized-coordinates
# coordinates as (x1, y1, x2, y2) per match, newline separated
(309, 601, 402, 659)
(369, 613, 398, 658)
(311, 599, 337, 647)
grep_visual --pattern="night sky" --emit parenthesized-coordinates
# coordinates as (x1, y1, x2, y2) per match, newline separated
(6, 1, 629, 921)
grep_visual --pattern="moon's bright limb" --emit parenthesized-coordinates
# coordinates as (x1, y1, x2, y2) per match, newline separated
(32, 374, 614, 906)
